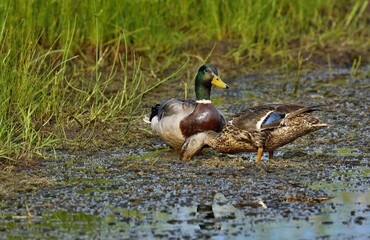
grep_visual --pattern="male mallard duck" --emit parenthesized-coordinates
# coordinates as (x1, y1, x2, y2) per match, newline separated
(181, 104, 328, 162)
(144, 64, 229, 151)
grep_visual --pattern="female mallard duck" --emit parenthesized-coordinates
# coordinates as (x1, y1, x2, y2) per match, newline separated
(145, 64, 229, 151)
(181, 104, 328, 162)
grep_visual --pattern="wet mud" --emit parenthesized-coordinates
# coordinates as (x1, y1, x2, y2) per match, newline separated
(0, 67, 369, 239)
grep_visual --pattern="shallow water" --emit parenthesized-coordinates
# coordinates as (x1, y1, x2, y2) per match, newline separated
(1, 67, 369, 239)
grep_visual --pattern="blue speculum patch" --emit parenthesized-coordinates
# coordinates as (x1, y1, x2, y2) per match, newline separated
(261, 112, 285, 126)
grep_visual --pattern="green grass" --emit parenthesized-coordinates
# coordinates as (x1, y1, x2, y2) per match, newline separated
(3, 1, 369, 64)
(0, 0, 369, 165)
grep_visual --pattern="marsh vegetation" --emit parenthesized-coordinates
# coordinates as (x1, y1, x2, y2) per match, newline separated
(0, 0, 369, 164)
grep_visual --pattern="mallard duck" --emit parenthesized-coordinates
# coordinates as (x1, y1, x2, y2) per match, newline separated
(181, 104, 328, 162)
(144, 64, 229, 151)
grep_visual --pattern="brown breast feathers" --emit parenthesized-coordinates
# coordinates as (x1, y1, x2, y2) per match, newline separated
(179, 103, 225, 138)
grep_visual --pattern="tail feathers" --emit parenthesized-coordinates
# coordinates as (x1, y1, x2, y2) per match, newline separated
(313, 123, 330, 127)
(308, 104, 327, 110)
(143, 104, 161, 124)
(143, 115, 151, 124)
(149, 104, 160, 121)
(287, 105, 326, 119)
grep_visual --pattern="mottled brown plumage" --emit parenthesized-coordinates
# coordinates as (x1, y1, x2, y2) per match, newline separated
(181, 104, 328, 162)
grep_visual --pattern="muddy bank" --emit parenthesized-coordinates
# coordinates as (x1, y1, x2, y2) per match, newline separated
(0, 150, 369, 239)
(0, 67, 369, 239)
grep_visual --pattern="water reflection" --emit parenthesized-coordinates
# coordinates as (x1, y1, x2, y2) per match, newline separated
(2, 191, 369, 239)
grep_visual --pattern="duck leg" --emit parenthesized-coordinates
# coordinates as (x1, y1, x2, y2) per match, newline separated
(268, 151, 274, 159)
(256, 148, 264, 163)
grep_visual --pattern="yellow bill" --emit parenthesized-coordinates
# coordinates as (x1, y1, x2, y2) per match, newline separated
(211, 74, 229, 89)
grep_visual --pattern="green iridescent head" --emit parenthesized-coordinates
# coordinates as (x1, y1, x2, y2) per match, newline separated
(195, 64, 229, 100)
